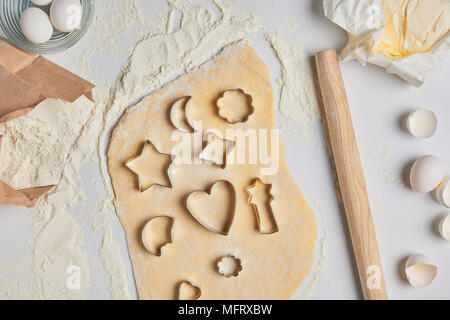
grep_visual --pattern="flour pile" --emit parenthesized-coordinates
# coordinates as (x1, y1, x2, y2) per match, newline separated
(0, 96, 94, 189)
(0, 0, 321, 299)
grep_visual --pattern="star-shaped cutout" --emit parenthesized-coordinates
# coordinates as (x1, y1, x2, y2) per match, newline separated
(199, 131, 234, 169)
(125, 141, 172, 192)
(247, 178, 278, 234)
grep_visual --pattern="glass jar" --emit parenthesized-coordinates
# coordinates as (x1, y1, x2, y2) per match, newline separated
(0, 0, 94, 55)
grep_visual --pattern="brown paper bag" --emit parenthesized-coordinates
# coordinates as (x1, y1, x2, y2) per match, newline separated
(0, 39, 95, 207)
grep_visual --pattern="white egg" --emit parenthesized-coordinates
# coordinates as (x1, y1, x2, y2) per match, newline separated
(50, 0, 82, 33)
(20, 7, 54, 44)
(31, 0, 54, 6)
(410, 155, 444, 193)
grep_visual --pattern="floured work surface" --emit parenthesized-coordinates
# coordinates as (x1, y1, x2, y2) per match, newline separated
(108, 43, 317, 299)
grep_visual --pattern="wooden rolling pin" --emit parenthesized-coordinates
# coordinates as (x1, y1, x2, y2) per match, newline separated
(315, 50, 388, 300)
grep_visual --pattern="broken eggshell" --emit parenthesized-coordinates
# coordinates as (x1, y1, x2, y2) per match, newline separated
(405, 254, 438, 288)
(406, 109, 438, 139)
(438, 214, 450, 241)
(410, 155, 444, 193)
(436, 181, 450, 208)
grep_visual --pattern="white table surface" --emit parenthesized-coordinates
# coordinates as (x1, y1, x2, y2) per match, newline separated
(1, 0, 449, 300)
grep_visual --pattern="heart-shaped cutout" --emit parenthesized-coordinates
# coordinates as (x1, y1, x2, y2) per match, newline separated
(186, 180, 236, 235)
(177, 280, 201, 300)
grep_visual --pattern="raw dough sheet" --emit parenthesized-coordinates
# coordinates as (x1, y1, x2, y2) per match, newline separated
(108, 42, 318, 299)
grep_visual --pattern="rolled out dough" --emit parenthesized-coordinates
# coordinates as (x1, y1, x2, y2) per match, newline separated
(108, 42, 318, 299)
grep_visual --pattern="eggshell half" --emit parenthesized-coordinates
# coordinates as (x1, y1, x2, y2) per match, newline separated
(406, 109, 438, 139)
(436, 181, 450, 208)
(439, 214, 450, 241)
(405, 254, 438, 288)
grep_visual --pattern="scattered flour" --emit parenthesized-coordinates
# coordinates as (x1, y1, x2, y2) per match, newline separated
(371, 142, 404, 186)
(301, 201, 329, 299)
(33, 211, 90, 299)
(302, 230, 328, 300)
(100, 226, 131, 300)
(0, 96, 94, 189)
(0, 0, 325, 299)
(0, 255, 36, 299)
(265, 31, 321, 140)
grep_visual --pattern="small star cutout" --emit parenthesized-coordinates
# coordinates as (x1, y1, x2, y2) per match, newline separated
(125, 140, 172, 192)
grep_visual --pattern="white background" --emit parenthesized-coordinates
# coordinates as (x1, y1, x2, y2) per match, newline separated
(0, 0, 449, 300)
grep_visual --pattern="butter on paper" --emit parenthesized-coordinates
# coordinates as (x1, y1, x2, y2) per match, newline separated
(323, 0, 450, 87)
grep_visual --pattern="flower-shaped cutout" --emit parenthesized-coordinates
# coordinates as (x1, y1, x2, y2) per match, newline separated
(216, 255, 242, 277)
(216, 89, 254, 124)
